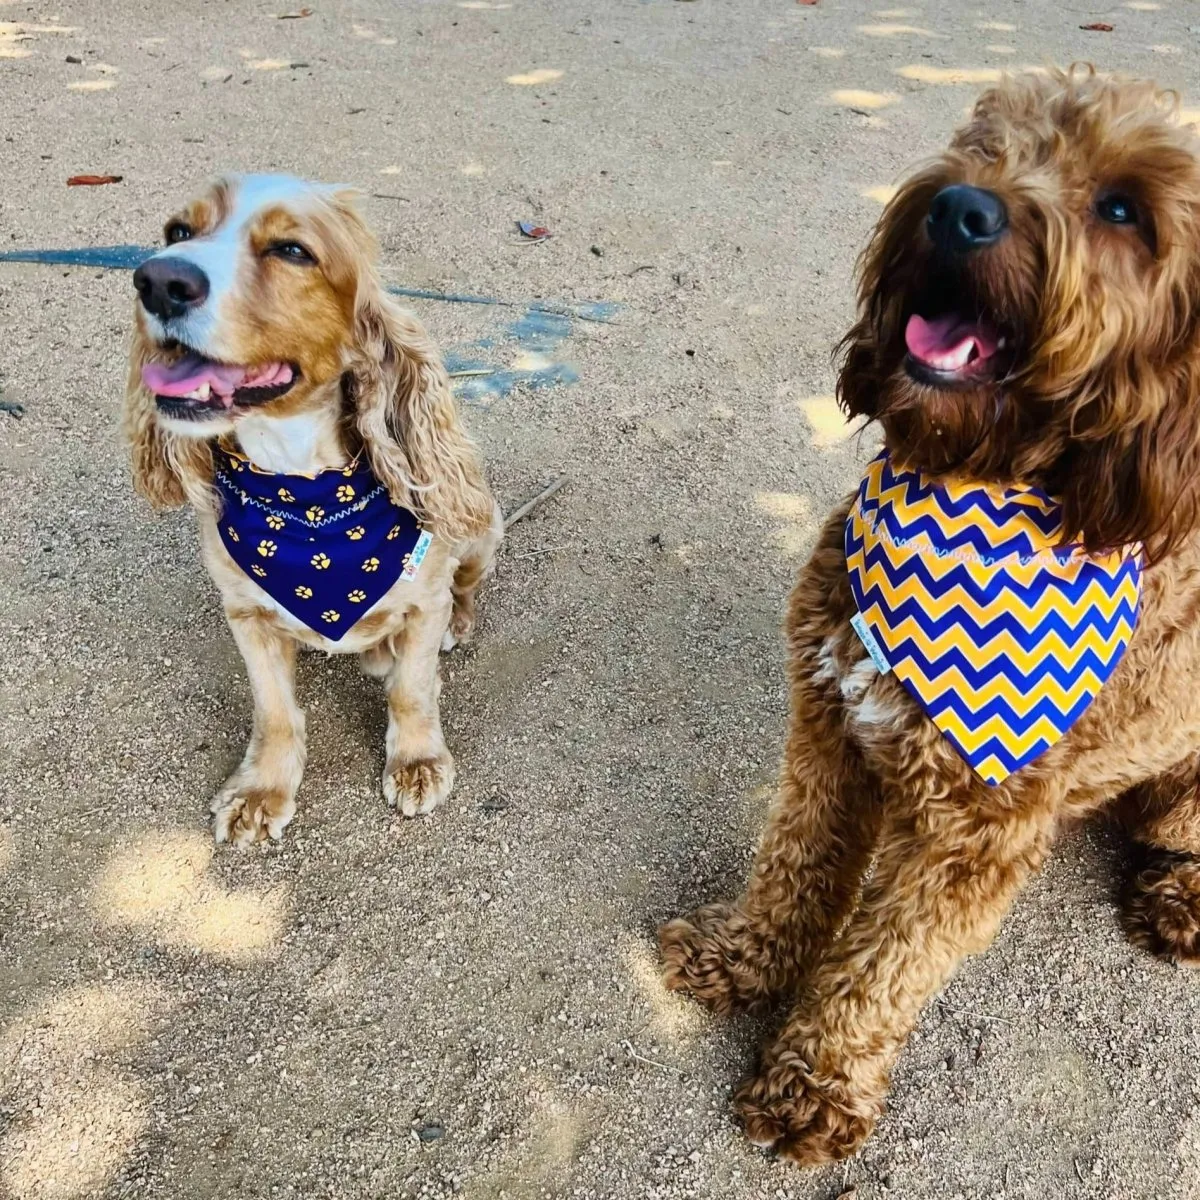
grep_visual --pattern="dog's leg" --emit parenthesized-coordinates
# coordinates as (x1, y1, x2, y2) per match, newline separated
(734, 790, 1055, 1165)
(443, 500, 503, 652)
(660, 504, 882, 1014)
(383, 595, 455, 817)
(212, 615, 306, 846)
(1120, 754, 1200, 964)
(660, 686, 882, 1014)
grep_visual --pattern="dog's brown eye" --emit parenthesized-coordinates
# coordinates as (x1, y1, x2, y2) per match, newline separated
(267, 241, 317, 266)
(1096, 194, 1137, 225)
(165, 221, 194, 245)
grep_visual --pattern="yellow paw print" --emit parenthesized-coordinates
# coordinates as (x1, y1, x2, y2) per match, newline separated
(295, 585, 313, 599)
(346, 525, 366, 541)
(252, 564, 268, 578)
(266, 514, 284, 531)
(278, 487, 296, 503)
(336, 484, 355, 503)
(362, 556, 380, 572)
(347, 588, 367, 603)
(226, 526, 240, 543)
(306, 506, 325, 522)
(257, 539, 277, 558)
(311, 552, 331, 570)
(321, 609, 340, 624)
(386, 525, 402, 541)
(229, 457, 245, 472)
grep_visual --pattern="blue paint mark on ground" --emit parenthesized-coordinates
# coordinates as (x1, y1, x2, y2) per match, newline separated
(0, 243, 618, 404)
(0, 244, 152, 270)
(0, 245, 619, 323)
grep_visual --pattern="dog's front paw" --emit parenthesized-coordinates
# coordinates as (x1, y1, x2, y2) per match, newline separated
(659, 902, 773, 1016)
(384, 753, 455, 817)
(211, 783, 296, 846)
(734, 1055, 882, 1166)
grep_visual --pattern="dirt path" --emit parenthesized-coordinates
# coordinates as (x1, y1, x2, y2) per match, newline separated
(2, 2, 1199, 1197)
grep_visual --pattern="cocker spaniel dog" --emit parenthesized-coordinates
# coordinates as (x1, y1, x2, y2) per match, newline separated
(661, 67, 1200, 1164)
(124, 174, 502, 845)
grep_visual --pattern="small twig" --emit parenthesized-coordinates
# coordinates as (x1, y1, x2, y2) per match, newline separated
(510, 541, 575, 560)
(938, 1002, 1015, 1024)
(626, 264, 654, 276)
(1074, 1158, 1086, 1184)
(371, 192, 409, 202)
(620, 1039, 681, 1073)
(447, 367, 495, 378)
(504, 475, 568, 529)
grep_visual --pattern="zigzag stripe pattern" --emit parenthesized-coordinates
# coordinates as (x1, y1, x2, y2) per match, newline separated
(845, 453, 1141, 786)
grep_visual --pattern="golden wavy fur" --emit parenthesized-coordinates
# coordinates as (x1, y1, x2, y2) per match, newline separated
(661, 67, 1200, 1165)
(124, 174, 501, 844)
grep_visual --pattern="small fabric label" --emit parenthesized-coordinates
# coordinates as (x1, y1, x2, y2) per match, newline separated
(401, 529, 434, 581)
(849, 612, 892, 675)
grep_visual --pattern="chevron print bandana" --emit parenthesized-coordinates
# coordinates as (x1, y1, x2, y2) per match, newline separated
(213, 445, 432, 642)
(845, 452, 1142, 786)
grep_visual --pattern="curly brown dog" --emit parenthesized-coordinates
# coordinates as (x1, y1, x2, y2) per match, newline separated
(660, 66, 1200, 1165)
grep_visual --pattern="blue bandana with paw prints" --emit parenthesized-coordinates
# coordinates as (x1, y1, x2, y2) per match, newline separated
(213, 444, 432, 641)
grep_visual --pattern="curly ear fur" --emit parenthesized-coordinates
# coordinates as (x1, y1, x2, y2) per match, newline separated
(124, 321, 213, 509)
(336, 206, 492, 543)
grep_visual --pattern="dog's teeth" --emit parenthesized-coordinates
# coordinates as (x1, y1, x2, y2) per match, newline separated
(190, 382, 211, 400)
(997, 336, 1008, 349)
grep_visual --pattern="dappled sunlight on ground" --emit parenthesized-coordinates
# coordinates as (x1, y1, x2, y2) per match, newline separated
(466, 1089, 601, 1198)
(829, 88, 898, 109)
(0, 983, 172, 1200)
(91, 829, 286, 963)
(619, 933, 706, 1044)
(506, 67, 563, 85)
(897, 65, 1002, 85)
(796, 394, 854, 449)
(0, 21, 76, 59)
(857, 23, 945, 39)
(755, 491, 815, 559)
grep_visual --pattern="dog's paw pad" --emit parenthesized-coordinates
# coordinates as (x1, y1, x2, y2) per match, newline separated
(384, 755, 455, 817)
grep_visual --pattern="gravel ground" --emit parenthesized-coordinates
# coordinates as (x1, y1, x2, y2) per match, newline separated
(2, 2, 1200, 1198)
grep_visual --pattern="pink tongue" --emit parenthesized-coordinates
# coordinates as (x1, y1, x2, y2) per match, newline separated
(905, 313, 997, 372)
(141, 354, 291, 399)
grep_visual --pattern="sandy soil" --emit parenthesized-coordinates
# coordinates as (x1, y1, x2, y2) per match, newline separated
(2, 1, 1200, 1197)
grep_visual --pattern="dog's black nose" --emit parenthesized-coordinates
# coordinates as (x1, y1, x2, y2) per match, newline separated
(132, 256, 210, 321)
(927, 185, 1008, 254)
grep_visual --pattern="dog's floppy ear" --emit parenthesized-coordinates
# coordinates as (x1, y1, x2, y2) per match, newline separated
(1057, 367, 1200, 565)
(341, 221, 492, 543)
(124, 320, 211, 509)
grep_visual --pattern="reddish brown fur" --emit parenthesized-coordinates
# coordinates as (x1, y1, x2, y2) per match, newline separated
(660, 66, 1200, 1165)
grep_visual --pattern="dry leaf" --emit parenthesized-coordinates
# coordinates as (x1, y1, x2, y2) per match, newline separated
(278, 6, 313, 17)
(67, 174, 123, 186)
(1080, 21, 1113, 30)
(798, 0, 820, 5)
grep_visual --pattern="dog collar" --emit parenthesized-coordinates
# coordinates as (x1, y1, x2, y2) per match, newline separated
(845, 451, 1141, 786)
(213, 446, 432, 641)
